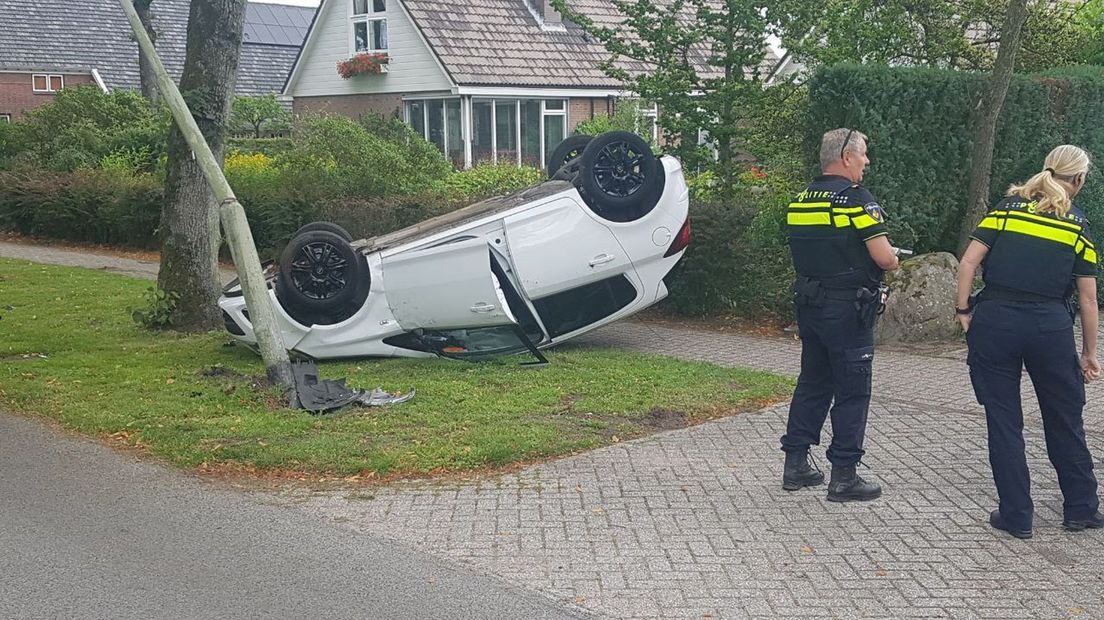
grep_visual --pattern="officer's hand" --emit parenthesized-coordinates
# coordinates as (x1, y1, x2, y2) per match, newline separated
(957, 313, 971, 333)
(1081, 353, 1101, 384)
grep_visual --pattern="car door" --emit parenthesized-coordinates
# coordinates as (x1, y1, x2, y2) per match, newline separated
(503, 196, 638, 300)
(381, 236, 516, 330)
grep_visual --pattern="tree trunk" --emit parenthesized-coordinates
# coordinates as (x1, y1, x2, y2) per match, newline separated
(134, 0, 160, 104)
(159, 0, 246, 331)
(956, 0, 1029, 255)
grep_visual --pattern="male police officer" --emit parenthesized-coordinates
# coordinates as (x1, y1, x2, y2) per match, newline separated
(780, 128, 899, 502)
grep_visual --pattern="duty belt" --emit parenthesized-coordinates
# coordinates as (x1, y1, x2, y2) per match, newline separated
(978, 283, 1063, 304)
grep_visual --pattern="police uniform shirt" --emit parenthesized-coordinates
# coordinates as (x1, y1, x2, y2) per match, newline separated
(787, 175, 889, 287)
(970, 196, 1099, 299)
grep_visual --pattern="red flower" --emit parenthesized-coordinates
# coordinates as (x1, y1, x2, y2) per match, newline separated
(337, 53, 389, 79)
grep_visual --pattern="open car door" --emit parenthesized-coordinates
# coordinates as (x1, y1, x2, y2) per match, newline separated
(381, 237, 515, 331)
(380, 237, 549, 361)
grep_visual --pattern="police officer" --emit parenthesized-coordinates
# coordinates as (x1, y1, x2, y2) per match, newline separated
(781, 128, 900, 502)
(957, 144, 1103, 539)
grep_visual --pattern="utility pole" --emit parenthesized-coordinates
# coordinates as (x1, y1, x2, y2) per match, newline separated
(118, 0, 295, 393)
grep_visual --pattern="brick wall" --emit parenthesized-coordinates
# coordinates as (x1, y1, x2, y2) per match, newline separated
(293, 93, 404, 119)
(568, 96, 613, 132)
(0, 72, 95, 120)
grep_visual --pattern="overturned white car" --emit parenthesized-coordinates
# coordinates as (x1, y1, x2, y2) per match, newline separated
(219, 131, 690, 362)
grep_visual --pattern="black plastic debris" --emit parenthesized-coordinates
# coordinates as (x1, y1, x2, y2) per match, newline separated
(291, 361, 414, 414)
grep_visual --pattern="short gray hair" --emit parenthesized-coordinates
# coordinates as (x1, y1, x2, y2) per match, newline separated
(820, 128, 867, 169)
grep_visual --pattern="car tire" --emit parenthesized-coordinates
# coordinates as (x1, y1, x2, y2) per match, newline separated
(277, 230, 365, 312)
(578, 131, 662, 221)
(547, 135, 593, 179)
(291, 221, 354, 242)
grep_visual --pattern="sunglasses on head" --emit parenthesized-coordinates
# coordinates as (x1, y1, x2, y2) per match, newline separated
(840, 129, 857, 160)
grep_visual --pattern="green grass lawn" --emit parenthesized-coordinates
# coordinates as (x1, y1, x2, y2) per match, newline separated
(0, 258, 792, 478)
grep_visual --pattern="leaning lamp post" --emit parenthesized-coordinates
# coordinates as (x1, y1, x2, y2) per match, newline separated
(118, 0, 295, 392)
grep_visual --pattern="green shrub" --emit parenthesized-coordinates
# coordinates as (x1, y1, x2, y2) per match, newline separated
(131, 286, 180, 329)
(276, 115, 452, 198)
(0, 121, 31, 169)
(575, 99, 655, 146)
(227, 137, 294, 158)
(808, 64, 1104, 253)
(358, 112, 452, 178)
(316, 194, 454, 240)
(436, 163, 544, 201)
(0, 169, 162, 246)
(17, 86, 169, 172)
(664, 170, 800, 318)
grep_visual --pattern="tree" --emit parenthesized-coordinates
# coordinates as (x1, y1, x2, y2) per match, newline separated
(159, 0, 247, 331)
(771, 0, 1100, 72)
(1075, 0, 1104, 65)
(553, 0, 777, 192)
(121, 0, 294, 389)
(134, 0, 160, 103)
(231, 94, 292, 138)
(956, 0, 1030, 254)
(771, 0, 990, 69)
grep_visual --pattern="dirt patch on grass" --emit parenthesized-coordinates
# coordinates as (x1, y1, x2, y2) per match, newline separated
(198, 366, 249, 380)
(642, 407, 688, 430)
(0, 352, 49, 362)
(196, 366, 285, 408)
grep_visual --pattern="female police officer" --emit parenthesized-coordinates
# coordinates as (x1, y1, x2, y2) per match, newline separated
(957, 144, 1103, 539)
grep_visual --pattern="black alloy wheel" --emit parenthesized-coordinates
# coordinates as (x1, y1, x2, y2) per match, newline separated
(277, 229, 362, 311)
(579, 131, 662, 220)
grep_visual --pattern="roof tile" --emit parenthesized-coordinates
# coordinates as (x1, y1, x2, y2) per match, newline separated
(0, 0, 312, 94)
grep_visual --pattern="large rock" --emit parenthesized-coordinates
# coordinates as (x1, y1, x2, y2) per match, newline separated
(875, 252, 959, 344)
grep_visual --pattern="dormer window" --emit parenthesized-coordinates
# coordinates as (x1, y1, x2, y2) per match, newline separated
(352, 0, 388, 54)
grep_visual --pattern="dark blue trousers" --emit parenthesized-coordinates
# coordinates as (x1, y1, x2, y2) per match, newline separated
(967, 300, 1099, 532)
(782, 299, 875, 467)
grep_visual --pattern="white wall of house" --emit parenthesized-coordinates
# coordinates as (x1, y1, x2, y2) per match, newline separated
(286, 0, 453, 98)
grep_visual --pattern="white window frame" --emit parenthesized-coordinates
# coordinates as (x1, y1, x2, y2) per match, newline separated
(626, 99, 658, 144)
(0, 114, 10, 123)
(406, 97, 568, 169)
(349, 0, 388, 56)
(540, 99, 568, 170)
(32, 74, 63, 93)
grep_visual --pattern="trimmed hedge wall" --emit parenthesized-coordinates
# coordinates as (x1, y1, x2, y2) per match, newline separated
(808, 65, 1104, 253)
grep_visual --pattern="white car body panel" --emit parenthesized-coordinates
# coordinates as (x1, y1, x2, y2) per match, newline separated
(503, 196, 636, 299)
(382, 235, 516, 330)
(219, 155, 691, 360)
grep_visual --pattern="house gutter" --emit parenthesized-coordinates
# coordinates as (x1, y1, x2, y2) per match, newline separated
(455, 85, 630, 98)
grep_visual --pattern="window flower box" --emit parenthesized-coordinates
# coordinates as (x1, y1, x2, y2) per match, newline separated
(337, 52, 389, 79)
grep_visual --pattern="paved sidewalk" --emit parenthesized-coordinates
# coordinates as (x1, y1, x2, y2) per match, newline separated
(281, 324, 1104, 619)
(4, 243, 1104, 618)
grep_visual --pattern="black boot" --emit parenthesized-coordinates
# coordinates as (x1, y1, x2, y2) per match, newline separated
(990, 510, 1032, 539)
(782, 450, 824, 491)
(826, 464, 882, 502)
(1063, 512, 1104, 532)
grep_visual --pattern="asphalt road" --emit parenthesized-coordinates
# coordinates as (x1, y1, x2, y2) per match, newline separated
(0, 412, 586, 620)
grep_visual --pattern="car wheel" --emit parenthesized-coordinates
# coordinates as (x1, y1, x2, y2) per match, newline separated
(578, 131, 662, 221)
(547, 135, 593, 179)
(291, 221, 354, 242)
(277, 230, 365, 311)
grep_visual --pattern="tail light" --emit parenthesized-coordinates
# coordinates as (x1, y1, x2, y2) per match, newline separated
(664, 218, 691, 257)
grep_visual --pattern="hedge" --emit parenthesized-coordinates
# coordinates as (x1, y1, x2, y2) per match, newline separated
(808, 64, 1104, 254)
